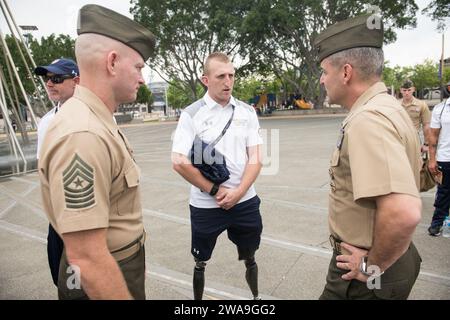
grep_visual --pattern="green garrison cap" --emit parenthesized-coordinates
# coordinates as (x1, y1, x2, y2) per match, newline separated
(77, 4, 156, 60)
(401, 79, 414, 89)
(314, 14, 383, 62)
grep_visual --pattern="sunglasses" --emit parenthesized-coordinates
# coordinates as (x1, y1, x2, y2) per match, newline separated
(43, 74, 75, 84)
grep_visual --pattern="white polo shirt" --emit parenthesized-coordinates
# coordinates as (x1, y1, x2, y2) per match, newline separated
(172, 92, 263, 208)
(37, 104, 59, 159)
(430, 98, 450, 162)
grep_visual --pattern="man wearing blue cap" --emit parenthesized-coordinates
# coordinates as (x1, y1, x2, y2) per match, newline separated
(35, 58, 80, 158)
(34, 57, 79, 288)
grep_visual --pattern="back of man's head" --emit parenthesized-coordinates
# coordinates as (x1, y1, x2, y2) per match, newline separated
(75, 34, 123, 73)
(327, 47, 384, 82)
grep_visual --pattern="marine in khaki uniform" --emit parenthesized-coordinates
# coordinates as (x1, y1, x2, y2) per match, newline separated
(314, 14, 422, 300)
(400, 79, 431, 151)
(38, 4, 155, 300)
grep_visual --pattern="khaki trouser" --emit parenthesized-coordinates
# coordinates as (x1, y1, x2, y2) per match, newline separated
(320, 242, 421, 300)
(57, 244, 146, 300)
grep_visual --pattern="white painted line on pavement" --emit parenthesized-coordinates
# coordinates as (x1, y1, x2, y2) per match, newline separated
(0, 219, 265, 299)
(0, 220, 47, 244)
(261, 236, 331, 257)
(143, 208, 189, 225)
(10, 176, 40, 186)
(142, 207, 450, 285)
(0, 200, 17, 218)
(23, 184, 38, 196)
(1, 207, 448, 290)
(419, 271, 450, 282)
(146, 270, 248, 300)
(0, 185, 46, 219)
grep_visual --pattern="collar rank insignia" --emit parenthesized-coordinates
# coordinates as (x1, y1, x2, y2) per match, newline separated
(336, 127, 345, 150)
(63, 154, 95, 209)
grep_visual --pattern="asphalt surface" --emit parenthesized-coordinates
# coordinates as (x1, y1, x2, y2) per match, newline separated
(0, 115, 449, 300)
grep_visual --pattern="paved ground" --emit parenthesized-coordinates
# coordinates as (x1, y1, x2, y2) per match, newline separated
(0, 115, 449, 300)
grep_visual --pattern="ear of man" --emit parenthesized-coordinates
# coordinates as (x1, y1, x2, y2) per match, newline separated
(107, 51, 118, 75)
(343, 64, 354, 85)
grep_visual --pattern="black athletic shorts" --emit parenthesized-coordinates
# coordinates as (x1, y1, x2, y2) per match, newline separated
(190, 195, 263, 261)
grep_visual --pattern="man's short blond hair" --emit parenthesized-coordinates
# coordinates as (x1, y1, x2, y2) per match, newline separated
(203, 52, 230, 75)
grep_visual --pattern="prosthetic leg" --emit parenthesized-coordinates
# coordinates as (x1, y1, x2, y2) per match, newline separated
(245, 257, 261, 300)
(239, 247, 261, 300)
(193, 259, 206, 300)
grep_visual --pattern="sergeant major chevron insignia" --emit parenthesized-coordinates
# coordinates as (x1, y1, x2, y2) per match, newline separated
(63, 154, 95, 209)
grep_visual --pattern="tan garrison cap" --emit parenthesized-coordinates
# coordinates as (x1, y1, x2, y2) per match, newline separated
(401, 79, 414, 89)
(314, 14, 383, 62)
(77, 4, 156, 60)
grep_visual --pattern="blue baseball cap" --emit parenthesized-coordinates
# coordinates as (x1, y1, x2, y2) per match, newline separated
(34, 58, 79, 77)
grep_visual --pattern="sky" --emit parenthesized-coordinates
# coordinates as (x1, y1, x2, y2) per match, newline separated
(1, 0, 449, 82)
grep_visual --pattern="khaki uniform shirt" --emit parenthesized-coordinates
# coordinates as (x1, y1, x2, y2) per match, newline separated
(400, 97, 431, 131)
(329, 82, 421, 250)
(39, 85, 143, 253)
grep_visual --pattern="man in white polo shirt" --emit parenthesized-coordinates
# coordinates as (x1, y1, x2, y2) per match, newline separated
(172, 52, 264, 300)
(34, 58, 79, 286)
(427, 82, 450, 236)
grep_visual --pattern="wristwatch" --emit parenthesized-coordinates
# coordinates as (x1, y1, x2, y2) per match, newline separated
(209, 183, 219, 196)
(360, 256, 384, 277)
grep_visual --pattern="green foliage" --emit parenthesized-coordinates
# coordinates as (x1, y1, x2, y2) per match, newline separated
(383, 60, 450, 98)
(0, 34, 75, 107)
(239, 0, 418, 107)
(410, 60, 441, 92)
(422, 0, 450, 31)
(167, 80, 204, 109)
(131, 0, 249, 101)
(234, 76, 283, 102)
(0, 35, 35, 96)
(131, 0, 430, 108)
(29, 34, 76, 66)
(136, 85, 154, 106)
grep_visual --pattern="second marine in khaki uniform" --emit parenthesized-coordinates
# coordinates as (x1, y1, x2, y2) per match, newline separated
(400, 79, 431, 149)
(39, 4, 155, 300)
(314, 14, 422, 300)
(329, 83, 422, 250)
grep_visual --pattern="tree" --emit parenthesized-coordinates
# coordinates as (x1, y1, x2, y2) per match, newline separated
(238, 0, 419, 108)
(383, 60, 450, 99)
(233, 77, 268, 103)
(422, 0, 450, 31)
(410, 59, 440, 97)
(136, 85, 154, 110)
(130, 0, 250, 104)
(29, 34, 76, 66)
(0, 33, 76, 118)
(167, 80, 204, 109)
(382, 64, 413, 90)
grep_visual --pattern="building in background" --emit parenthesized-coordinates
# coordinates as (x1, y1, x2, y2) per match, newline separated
(148, 81, 168, 114)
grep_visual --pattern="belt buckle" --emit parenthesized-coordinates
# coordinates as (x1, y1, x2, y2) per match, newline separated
(329, 235, 341, 254)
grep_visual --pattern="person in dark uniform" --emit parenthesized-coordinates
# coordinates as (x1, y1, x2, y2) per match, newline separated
(314, 14, 422, 300)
